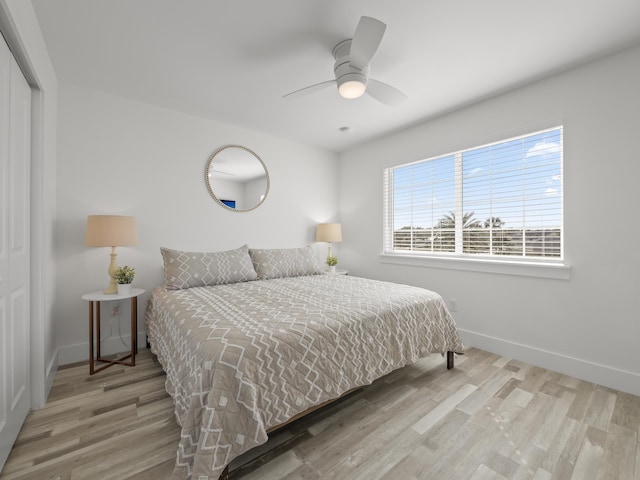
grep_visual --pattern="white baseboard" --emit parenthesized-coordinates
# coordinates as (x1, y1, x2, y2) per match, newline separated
(45, 351, 58, 396)
(458, 328, 640, 396)
(31, 350, 60, 409)
(57, 329, 147, 366)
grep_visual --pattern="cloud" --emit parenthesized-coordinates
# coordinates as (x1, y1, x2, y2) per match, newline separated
(526, 141, 561, 159)
(546, 174, 562, 184)
(464, 167, 483, 178)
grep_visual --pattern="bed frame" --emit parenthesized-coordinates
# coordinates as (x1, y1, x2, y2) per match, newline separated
(217, 350, 458, 480)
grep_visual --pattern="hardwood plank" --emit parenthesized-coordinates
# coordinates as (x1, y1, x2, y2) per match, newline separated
(510, 444, 546, 480)
(482, 451, 519, 478)
(325, 428, 422, 479)
(583, 389, 617, 431)
(468, 464, 509, 480)
(567, 380, 598, 421)
(532, 390, 576, 451)
(412, 383, 477, 434)
(436, 418, 497, 479)
(456, 369, 513, 415)
(239, 451, 303, 480)
(544, 417, 589, 479)
(571, 426, 608, 479)
(596, 423, 637, 480)
(533, 469, 553, 480)
(611, 391, 640, 434)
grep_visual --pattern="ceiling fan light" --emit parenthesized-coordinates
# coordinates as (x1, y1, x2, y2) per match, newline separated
(339, 80, 366, 99)
(337, 72, 367, 99)
(338, 80, 367, 99)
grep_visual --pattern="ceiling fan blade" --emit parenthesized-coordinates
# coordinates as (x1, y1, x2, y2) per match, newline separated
(283, 80, 336, 99)
(367, 79, 407, 106)
(349, 16, 386, 70)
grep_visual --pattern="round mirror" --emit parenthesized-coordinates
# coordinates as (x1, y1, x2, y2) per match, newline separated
(205, 145, 270, 212)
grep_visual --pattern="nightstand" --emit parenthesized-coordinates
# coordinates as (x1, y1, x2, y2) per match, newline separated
(81, 288, 145, 375)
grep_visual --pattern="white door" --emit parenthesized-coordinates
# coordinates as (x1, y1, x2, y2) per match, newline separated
(0, 35, 31, 470)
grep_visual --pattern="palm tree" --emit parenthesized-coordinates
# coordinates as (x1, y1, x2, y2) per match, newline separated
(484, 217, 504, 229)
(432, 212, 481, 252)
(436, 211, 482, 229)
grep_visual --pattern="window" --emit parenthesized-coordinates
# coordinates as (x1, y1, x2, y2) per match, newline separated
(384, 127, 563, 263)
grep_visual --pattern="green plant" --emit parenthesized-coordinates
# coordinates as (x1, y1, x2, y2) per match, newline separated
(326, 255, 338, 266)
(113, 265, 135, 284)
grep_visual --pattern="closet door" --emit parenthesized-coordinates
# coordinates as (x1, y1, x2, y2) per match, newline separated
(0, 36, 31, 470)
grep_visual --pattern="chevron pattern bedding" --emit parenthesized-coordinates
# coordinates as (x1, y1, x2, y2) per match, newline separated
(145, 274, 464, 480)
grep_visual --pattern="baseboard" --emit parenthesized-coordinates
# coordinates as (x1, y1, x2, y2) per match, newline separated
(57, 329, 147, 366)
(45, 350, 58, 397)
(30, 350, 60, 409)
(458, 328, 640, 396)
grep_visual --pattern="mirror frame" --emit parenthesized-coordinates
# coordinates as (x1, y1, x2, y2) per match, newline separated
(205, 145, 270, 212)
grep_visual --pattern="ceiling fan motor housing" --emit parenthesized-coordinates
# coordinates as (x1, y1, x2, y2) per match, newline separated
(333, 39, 369, 92)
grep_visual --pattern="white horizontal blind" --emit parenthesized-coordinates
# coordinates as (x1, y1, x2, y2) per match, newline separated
(384, 127, 563, 261)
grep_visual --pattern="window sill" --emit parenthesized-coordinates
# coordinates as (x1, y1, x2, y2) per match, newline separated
(379, 253, 571, 280)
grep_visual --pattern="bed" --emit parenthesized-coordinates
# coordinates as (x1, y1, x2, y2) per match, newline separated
(145, 245, 464, 480)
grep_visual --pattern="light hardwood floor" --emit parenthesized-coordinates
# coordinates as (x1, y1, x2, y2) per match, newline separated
(1, 347, 638, 480)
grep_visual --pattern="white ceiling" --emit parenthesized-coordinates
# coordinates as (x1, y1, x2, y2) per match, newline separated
(31, 0, 640, 152)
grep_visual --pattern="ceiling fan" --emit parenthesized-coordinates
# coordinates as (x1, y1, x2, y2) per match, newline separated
(283, 16, 407, 106)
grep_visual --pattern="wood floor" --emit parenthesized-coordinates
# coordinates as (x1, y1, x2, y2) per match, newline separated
(1, 347, 638, 480)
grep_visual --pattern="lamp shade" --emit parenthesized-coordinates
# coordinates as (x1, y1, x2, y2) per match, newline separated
(316, 223, 342, 243)
(84, 215, 138, 247)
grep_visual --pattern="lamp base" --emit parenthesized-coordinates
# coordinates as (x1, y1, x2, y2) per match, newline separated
(103, 280, 118, 295)
(104, 248, 119, 294)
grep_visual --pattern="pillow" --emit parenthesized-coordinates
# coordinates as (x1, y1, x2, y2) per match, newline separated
(160, 244, 257, 290)
(249, 246, 323, 280)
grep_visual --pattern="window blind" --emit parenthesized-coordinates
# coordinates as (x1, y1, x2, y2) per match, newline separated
(384, 127, 563, 261)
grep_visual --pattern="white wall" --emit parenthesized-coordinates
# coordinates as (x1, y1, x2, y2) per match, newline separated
(339, 44, 640, 395)
(0, 0, 58, 408)
(56, 84, 338, 363)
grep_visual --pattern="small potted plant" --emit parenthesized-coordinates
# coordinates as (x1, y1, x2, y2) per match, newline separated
(326, 255, 338, 274)
(114, 265, 135, 295)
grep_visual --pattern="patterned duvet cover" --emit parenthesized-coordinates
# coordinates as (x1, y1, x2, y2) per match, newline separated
(145, 274, 464, 479)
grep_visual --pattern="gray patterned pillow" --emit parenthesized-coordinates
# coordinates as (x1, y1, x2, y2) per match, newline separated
(249, 246, 323, 280)
(161, 245, 257, 290)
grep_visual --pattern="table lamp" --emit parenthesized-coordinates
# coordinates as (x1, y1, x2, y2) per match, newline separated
(316, 223, 342, 259)
(84, 215, 138, 294)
